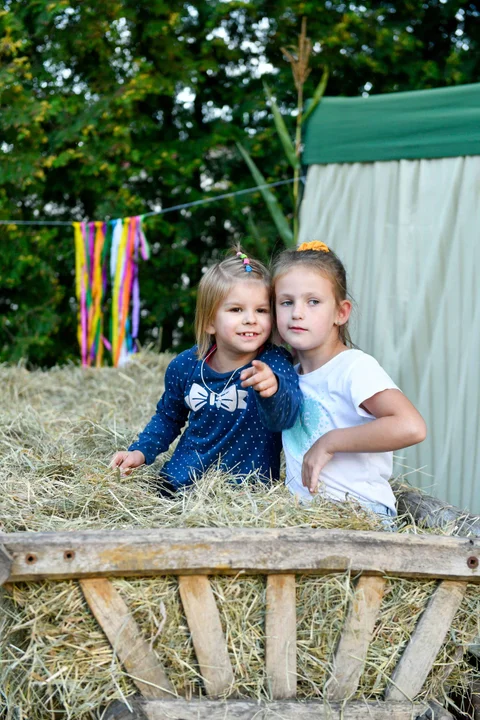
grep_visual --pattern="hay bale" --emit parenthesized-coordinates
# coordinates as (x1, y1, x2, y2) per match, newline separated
(0, 352, 478, 719)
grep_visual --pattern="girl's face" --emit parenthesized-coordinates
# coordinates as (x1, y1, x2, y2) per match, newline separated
(206, 280, 271, 360)
(275, 267, 350, 354)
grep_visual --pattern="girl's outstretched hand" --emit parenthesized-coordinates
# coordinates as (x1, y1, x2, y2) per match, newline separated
(240, 360, 278, 398)
(301, 437, 334, 494)
(110, 449, 146, 475)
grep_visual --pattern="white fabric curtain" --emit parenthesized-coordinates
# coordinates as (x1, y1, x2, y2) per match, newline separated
(298, 156, 480, 513)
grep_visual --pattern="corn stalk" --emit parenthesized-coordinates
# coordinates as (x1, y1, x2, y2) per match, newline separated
(238, 18, 328, 247)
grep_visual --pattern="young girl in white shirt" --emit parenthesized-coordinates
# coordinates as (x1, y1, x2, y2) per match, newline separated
(271, 240, 426, 518)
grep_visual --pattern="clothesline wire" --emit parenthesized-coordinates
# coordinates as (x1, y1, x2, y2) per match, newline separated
(0, 177, 304, 227)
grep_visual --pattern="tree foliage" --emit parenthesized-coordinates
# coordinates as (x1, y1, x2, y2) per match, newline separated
(1, 0, 478, 365)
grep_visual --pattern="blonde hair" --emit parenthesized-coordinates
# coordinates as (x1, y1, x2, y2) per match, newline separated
(272, 244, 353, 346)
(195, 247, 271, 358)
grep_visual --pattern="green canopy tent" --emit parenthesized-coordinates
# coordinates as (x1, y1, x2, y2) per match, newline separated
(299, 82, 480, 513)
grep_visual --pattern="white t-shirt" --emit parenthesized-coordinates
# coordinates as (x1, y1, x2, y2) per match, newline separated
(283, 349, 398, 511)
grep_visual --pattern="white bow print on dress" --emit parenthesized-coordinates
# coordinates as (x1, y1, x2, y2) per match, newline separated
(185, 383, 248, 412)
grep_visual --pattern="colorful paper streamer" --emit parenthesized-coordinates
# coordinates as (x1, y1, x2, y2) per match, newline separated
(73, 216, 149, 367)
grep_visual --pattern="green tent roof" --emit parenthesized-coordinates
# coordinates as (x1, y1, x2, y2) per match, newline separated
(302, 82, 480, 165)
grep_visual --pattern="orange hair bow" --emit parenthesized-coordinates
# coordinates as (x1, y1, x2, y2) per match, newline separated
(297, 241, 330, 253)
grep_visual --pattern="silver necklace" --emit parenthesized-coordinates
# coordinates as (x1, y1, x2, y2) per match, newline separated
(200, 349, 240, 406)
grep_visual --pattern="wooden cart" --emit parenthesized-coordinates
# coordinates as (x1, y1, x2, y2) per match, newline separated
(1, 526, 479, 719)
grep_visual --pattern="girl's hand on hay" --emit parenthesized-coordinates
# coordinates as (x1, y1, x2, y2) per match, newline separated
(302, 437, 334, 494)
(110, 450, 145, 476)
(240, 360, 278, 398)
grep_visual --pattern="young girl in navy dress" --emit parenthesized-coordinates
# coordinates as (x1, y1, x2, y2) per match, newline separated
(271, 241, 426, 519)
(111, 249, 302, 494)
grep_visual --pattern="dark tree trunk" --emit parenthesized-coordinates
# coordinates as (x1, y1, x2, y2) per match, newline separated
(392, 482, 480, 538)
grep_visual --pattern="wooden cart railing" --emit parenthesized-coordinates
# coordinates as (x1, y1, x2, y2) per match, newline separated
(1, 527, 479, 719)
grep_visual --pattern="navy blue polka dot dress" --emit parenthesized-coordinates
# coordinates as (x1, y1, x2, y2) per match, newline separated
(129, 344, 301, 488)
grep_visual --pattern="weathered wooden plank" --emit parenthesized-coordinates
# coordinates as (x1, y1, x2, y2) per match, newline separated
(327, 575, 386, 700)
(80, 578, 174, 699)
(265, 574, 296, 698)
(386, 580, 467, 701)
(178, 575, 234, 696)
(0, 544, 12, 586)
(2, 527, 479, 582)
(103, 698, 429, 720)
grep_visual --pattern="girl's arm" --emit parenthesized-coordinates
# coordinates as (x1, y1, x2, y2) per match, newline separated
(302, 389, 426, 493)
(110, 449, 146, 475)
(247, 347, 302, 432)
(125, 353, 191, 465)
(240, 360, 278, 397)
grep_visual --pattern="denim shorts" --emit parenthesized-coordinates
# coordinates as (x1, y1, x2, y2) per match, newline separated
(360, 501, 397, 531)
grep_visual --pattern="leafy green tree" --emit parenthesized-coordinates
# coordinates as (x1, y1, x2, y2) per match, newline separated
(1, 0, 478, 365)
